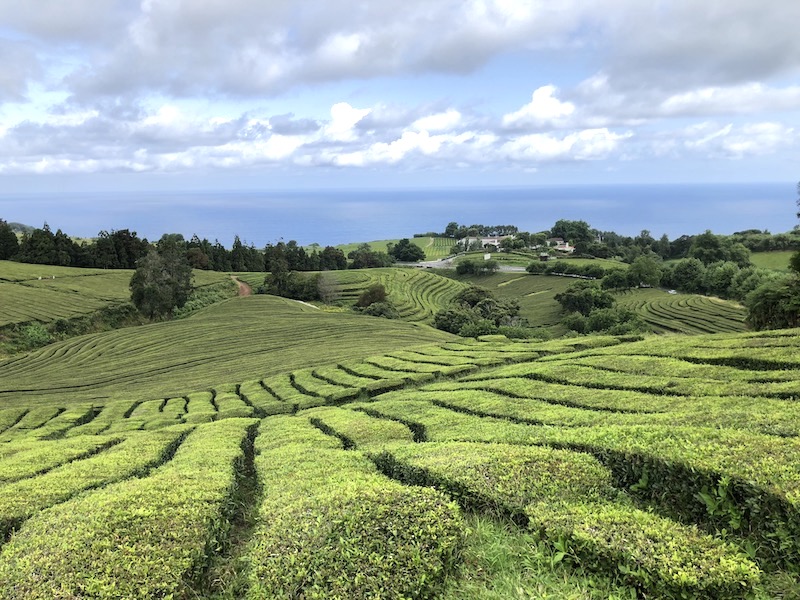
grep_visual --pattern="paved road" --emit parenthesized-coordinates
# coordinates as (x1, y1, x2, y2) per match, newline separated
(399, 256, 527, 273)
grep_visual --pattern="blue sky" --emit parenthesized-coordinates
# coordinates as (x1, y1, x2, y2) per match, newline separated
(0, 0, 799, 194)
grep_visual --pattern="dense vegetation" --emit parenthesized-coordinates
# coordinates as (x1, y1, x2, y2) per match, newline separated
(1, 325, 800, 598)
(1, 202, 799, 597)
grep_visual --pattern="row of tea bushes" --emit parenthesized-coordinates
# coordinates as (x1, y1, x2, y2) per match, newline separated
(245, 414, 463, 599)
(373, 441, 761, 599)
(0, 418, 256, 599)
(0, 426, 189, 539)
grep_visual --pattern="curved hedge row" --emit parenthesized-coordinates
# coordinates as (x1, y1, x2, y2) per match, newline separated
(0, 418, 257, 599)
(245, 415, 463, 599)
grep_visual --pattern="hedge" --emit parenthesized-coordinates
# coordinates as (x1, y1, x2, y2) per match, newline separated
(245, 415, 463, 599)
(0, 426, 188, 539)
(0, 418, 257, 599)
(373, 441, 760, 598)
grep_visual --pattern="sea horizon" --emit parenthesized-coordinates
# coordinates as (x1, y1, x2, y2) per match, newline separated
(1, 182, 794, 248)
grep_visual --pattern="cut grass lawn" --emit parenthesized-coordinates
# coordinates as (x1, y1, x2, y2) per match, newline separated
(750, 250, 795, 272)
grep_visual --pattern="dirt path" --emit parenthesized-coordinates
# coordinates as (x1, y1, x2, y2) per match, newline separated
(232, 277, 253, 297)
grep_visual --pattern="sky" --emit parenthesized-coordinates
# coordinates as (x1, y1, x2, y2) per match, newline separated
(0, 1, 799, 197)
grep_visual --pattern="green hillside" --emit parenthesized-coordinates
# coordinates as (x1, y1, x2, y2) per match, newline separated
(616, 288, 748, 334)
(750, 250, 795, 271)
(0, 260, 229, 327)
(0, 327, 799, 597)
(335, 236, 456, 260)
(0, 295, 454, 406)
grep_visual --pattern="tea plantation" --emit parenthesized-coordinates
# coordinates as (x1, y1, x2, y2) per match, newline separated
(0, 308, 799, 598)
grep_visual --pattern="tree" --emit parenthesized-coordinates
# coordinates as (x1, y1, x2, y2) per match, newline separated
(357, 284, 388, 308)
(130, 247, 194, 319)
(670, 258, 706, 293)
(348, 244, 394, 269)
(0, 219, 19, 259)
(444, 221, 460, 238)
(554, 281, 615, 316)
(628, 256, 662, 288)
(745, 279, 800, 330)
(601, 269, 631, 292)
(320, 246, 347, 270)
(550, 219, 592, 247)
(388, 238, 426, 262)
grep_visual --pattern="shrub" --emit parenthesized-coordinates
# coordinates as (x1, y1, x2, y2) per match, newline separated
(356, 283, 388, 307)
(20, 322, 51, 349)
(362, 301, 398, 319)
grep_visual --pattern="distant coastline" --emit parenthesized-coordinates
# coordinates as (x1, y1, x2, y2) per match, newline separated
(0, 182, 791, 247)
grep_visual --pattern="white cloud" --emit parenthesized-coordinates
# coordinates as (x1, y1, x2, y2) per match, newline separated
(412, 110, 462, 132)
(324, 102, 371, 142)
(660, 83, 800, 117)
(682, 122, 796, 158)
(502, 86, 575, 130)
(502, 128, 632, 162)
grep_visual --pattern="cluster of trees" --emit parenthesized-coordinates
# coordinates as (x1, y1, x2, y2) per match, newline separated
(129, 239, 194, 320)
(0, 222, 151, 269)
(433, 286, 525, 337)
(554, 281, 646, 335)
(387, 239, 426, 262)
(436, 222, 519, 239)
(744, 190, 800, 330)
(455, 258, 500, 275)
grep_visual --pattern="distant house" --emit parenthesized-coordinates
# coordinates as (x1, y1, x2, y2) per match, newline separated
(459, 235, 515, 249)
(546, 237, 575, 253)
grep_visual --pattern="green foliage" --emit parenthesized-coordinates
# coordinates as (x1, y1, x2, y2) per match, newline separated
(689, 230, 751, 267)
(172, 279, 239, 318)
(129, 247, 194, 319)
(388, 238, 427, 262)
(433, 285, 523, 337)
(361, 301, 399, 319)
(0, 220, 19, 260)
(745, 277, 800, 330)
(555, 281, 615, 316)
(348, 243, 395, 269)
(356, 282, 387, 307)
(564, 307, 646, 335)
(627, 255, 662, 287)
(457, 258, 500, 275)
(19, 322, 51, 349)
(246, 416, 464, 600)
(0, 418, 257, 599)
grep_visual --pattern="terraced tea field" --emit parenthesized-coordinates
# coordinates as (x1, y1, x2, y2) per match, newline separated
(1, 324, 799, 598)
(335, 236, 456, 260)
(616, 288, 747, 334)
(0, 260, 229, 327)
(329, 268, 466, 321)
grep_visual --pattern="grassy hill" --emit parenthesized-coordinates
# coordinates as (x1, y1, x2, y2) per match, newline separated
(0, 326, 799, 597)
(0, 294, 455, 406)
(616, 288, 747, 334)
(0, 260, 229, 328)
(335, 236, 457, 261)
(750, 250, 795, 271)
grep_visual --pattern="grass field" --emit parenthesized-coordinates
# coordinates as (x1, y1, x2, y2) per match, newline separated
(327, 267, 467, 322)
(1, 326, 800, 598)
(0, 294, 455, 406)
(0, 260, 230, 327)
(750, 250, 795, 271)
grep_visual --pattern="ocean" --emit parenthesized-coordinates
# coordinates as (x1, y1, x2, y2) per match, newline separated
(0, 183, 793, 247)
